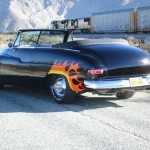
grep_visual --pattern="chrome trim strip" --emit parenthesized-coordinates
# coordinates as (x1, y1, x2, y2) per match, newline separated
(84, 76, 150, 90)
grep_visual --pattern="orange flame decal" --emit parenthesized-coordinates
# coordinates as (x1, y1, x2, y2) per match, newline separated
(48, 61, 86, 92)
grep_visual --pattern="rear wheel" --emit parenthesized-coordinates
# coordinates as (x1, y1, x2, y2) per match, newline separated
(116, 90, 135, 99)
(49, 75, 76, 104)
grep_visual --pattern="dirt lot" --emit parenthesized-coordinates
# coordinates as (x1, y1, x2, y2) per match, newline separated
(0, 86, 150, 150)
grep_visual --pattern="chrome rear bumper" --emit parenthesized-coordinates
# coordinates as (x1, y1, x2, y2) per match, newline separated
(84, 75, 150, 90)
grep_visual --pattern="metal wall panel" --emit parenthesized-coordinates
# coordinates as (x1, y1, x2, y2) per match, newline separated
(92, 9, 134, 33)
(77, 19, 84, 29)
(67, 21, 74, 29)
(138, 6, 150, 31)
(57, 22, 64, 29)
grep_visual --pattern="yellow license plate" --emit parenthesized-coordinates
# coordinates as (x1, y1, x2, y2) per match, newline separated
(129, 77, 143, 87)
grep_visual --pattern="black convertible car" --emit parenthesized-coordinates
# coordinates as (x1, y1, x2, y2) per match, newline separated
(0, 29, 150, 103)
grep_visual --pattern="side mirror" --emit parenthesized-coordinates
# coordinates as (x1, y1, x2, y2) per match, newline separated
(8, 42, 13, 48)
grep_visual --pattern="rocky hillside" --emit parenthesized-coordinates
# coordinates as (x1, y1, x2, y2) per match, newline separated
(0, 0, 150, 32)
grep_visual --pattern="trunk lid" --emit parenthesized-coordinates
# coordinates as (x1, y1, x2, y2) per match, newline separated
(76, 44, 150, 76)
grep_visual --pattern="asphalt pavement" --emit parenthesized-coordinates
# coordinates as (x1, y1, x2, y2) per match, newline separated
(0, 86, 150, 150)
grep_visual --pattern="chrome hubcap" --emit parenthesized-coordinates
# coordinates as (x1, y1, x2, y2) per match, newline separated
(53, 77, 66, 98)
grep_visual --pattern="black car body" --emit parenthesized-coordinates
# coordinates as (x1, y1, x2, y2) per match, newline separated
(0, 29, 150, 103)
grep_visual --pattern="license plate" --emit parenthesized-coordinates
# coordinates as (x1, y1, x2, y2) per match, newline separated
(129, 77, 143, 87)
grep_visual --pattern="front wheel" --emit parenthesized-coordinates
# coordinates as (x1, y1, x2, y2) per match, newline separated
(116, 90, 135, 99)
(49, 75, 76, 104)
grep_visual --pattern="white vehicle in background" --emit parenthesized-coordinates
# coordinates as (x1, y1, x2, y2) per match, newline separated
(51, 6, 150, 33)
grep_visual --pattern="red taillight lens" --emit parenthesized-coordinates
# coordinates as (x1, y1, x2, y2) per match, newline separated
(89, 69, 104, 75)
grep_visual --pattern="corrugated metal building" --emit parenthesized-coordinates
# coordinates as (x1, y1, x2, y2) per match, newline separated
(137, 6, 150, 32)
(92, 8, 135, 33)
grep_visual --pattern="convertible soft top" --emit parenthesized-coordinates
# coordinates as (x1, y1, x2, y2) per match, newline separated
(53, 39, 129, 49)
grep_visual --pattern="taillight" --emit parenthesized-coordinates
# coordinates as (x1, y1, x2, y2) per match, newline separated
(88, 69, 104, 75)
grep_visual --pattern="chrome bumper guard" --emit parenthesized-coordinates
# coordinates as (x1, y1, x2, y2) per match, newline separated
(84, 75, 150, 90)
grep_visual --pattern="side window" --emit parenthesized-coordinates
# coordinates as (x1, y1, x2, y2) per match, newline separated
(38, 31, 64, 45)
(13, 31, 40, 47)
(20, 31, 40, 47)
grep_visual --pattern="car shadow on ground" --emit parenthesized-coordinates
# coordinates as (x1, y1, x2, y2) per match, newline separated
(0, 86, 127, 113)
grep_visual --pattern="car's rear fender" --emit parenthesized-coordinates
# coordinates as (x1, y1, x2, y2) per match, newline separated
(47, 49, 106, 92)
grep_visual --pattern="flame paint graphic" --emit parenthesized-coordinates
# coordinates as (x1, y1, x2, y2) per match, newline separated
(48, 61, 86, 92)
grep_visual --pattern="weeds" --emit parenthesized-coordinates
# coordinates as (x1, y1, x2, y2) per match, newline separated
(125, 36, 150, 53)
(0, 34, 15, 49)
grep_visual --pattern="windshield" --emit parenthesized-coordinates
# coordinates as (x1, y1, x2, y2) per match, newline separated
(13, 30, 65, 47)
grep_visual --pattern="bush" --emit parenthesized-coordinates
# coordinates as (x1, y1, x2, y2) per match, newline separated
(126, 36, 141, 47)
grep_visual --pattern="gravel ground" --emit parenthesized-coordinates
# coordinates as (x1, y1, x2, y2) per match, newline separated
(0, 86, 150, 150)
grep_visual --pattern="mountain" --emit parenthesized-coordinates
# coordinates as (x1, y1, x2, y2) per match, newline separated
(0, 0, 150, 32)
